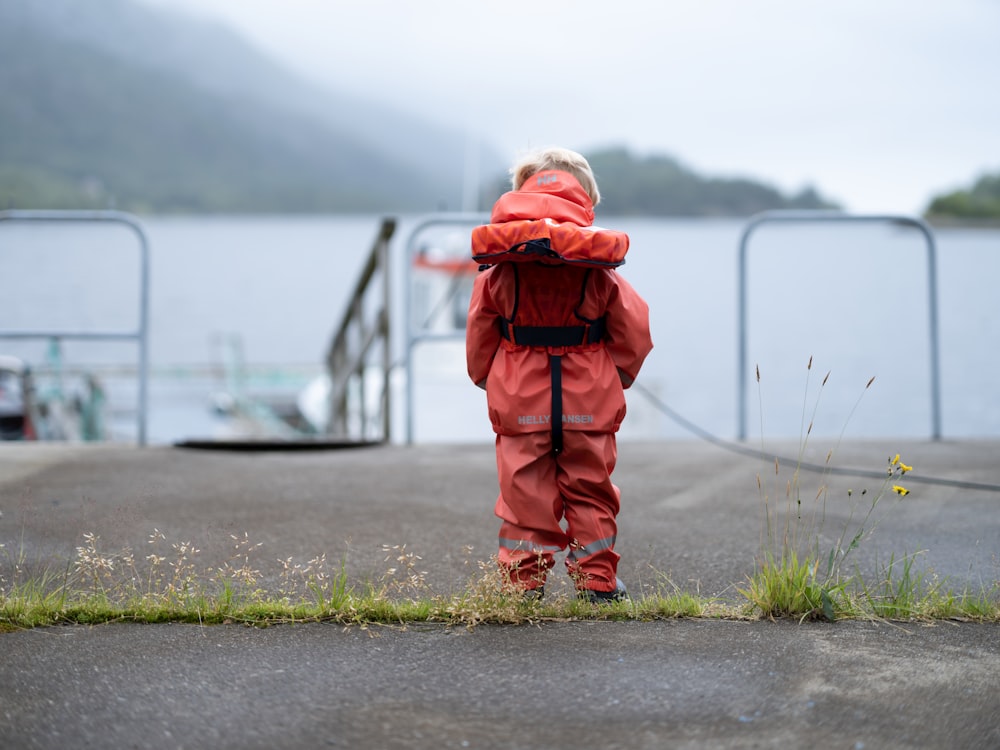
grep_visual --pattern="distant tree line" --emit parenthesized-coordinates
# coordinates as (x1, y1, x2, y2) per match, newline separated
(585, 148, 837, 216)
(480, 147, 838, 218)
(924, 172, 1000, 222)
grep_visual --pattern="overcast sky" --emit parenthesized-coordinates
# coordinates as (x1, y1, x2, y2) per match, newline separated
(148, 0, 999, 214)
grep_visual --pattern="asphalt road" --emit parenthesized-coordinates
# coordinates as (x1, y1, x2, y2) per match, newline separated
(3, 618, 999, 749)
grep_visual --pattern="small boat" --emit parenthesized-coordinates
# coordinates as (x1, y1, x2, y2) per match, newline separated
(0, 355, 35, 440)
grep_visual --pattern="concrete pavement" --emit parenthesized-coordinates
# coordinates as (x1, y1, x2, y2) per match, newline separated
(1, 438, 999, 748)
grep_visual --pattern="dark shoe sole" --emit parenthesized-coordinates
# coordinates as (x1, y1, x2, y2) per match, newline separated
(581, 577, 628, 604)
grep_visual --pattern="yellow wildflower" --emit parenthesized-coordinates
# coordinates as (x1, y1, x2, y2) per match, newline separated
(892, 485, 910, 496)
(891, 454, 900, 465)
(899, 462, 913, 474)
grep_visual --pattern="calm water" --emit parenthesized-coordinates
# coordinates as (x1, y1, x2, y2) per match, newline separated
(1, 214, 997, 444)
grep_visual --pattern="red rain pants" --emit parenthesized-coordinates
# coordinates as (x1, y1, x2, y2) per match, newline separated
(494, 429, 621, 593)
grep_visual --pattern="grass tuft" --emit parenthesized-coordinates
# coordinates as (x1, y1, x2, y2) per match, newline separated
(737, 357, 999, 624)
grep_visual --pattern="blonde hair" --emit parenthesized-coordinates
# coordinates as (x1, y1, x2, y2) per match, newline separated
(510, 147, 600, 206)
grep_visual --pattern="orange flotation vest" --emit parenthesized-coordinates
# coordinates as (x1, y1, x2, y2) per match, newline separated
(471, 170, 629, 269)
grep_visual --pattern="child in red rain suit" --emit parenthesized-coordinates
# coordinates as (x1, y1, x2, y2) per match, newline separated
(466, 147, 652, 602)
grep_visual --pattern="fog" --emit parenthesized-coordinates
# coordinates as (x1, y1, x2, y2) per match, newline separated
(145, 0, 1000, 214)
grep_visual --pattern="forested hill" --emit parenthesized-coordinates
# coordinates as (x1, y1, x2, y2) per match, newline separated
(580, 149, 837, 216)
(0, 0, 838, 216)
(924, 172, 1000, 222)
(0, 0, 486, 213)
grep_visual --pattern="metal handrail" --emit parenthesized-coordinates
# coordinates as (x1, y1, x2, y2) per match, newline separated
(0, 210, 151, 445)
(736, 210, 941, 441)
(402, 213, 485, 443)
(323, 218, 395, 441)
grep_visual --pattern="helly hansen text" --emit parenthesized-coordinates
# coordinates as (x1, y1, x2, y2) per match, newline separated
(518, 414, 594, 425)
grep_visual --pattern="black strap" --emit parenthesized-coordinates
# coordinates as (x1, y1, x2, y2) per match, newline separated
(550, 354, 563, 454)
(499, 319, 605, 347)
(496, 265, 601, 456)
